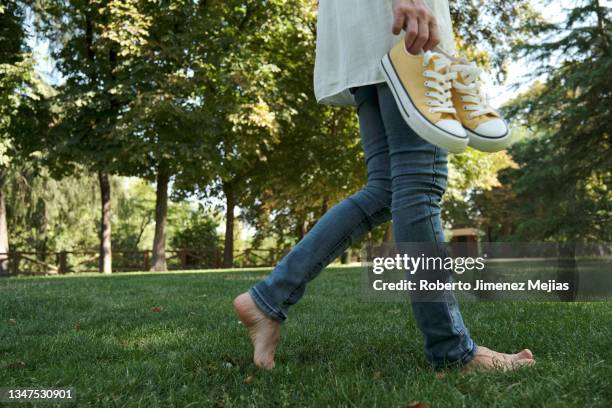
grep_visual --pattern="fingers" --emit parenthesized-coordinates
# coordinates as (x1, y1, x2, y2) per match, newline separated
(423, 20, 440, 51)
(392, 11, 406, 35)
(407, 17, 429, 54)
(393, 1, 439, 55)
(403, 16, 418, 53)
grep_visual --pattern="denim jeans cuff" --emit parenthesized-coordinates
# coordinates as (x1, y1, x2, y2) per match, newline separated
(430, 341, 478, 370)
(458, 342, 478, 367)
(248, 287, 286, 322)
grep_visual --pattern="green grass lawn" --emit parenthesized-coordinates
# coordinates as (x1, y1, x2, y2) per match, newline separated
(1, 267, 610, 407)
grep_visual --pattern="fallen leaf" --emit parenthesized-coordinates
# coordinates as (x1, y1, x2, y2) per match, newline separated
(215, 400, 224, 408)
(75, 321, 81, 331)
(8, 319, 16, 325)
(6, 361, 26, 369)
(407, 401, 428, 408)
(151, 306, 162, 312)
(243, 375, 253, 384)
(435, 371, 446, 380)
(373, 371, 382, 380)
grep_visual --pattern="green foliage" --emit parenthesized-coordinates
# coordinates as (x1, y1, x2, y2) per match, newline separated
(33, 0, 148, 176)
(5, 165, 100, 252)
(450, 0, 536, 75)
(439, 0, 538, 232)
(170, 208, 220, 251)
(500, 0, 612, 241)
(0, 0, 25, 64)
(444, 149, 517, 229)
(10, 0, 605, 256)
(1, 0, 48, 169)
(112, 179, 156, 250)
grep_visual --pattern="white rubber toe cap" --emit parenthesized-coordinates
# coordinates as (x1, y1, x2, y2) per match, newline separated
(474, 118, 508, 138)
(436, 119, 467, 138)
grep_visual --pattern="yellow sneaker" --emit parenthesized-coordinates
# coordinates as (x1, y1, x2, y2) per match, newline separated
(451, 58, 511, 152)
(381, 42, 468, 153)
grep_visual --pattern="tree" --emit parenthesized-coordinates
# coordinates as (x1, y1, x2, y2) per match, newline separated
(170, 206, 221, 268)
(33, 0, 154, 273)
(442, 149, 517, 229)
(172, 0, 327, 267)
(503, 0, 611, 241)
(449, 0, 536, 76)
(182, 0, 541, 261)
(108, 0, 214, 271)
(113, 179, 156, 251)
(0, 1, 49, 274)
(4, 166, 100, 254)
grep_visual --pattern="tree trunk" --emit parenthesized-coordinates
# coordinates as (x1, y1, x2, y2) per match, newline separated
(0, 171, 9, 276)
(296, 216, 305, 241)
(222, 184, 235, 268)
(98, 172, 112, 274)
(150, 170, 169, 271)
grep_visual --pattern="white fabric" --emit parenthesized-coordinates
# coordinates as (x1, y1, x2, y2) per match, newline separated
(314, 0, 456, 106)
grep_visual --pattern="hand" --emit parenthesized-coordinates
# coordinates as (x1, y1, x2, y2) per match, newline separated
(392, 0, 440, 55)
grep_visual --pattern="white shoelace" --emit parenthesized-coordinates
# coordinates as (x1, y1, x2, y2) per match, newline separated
(451, 62, 495, 118)
(422, 51, 457, 114)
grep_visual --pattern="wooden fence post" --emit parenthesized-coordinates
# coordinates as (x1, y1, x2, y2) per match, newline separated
(143, 251, 150, 271)
(11, 251, 20, 276)
(179, 249, 187, 269)
(58, 251, 68, 274)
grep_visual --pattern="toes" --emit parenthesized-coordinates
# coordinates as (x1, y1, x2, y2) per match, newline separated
(254, 356, 275, 370)
(514, 349, 534, 361)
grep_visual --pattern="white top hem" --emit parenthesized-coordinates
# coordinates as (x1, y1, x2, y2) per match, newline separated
(315, 78, 387, 107)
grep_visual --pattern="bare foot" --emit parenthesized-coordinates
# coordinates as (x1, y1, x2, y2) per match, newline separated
(233, 292, 281, 369)
(463, 346, 535, 372)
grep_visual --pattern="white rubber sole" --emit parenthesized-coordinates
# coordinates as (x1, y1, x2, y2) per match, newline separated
(381, 54, 468, 153)
(466, 127, 513, 152)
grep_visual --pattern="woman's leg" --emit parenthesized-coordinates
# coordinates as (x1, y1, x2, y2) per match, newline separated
(376, 83, 534, 370)
(375, 82, 477, 368)
(234, 85, 392, 368)
(249, 85, 392, 321)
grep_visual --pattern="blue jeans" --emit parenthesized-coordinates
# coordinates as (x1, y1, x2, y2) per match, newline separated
(249, 84, 476, 368)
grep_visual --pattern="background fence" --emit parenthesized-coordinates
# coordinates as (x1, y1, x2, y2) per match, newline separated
(0, 247, 293, 276)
